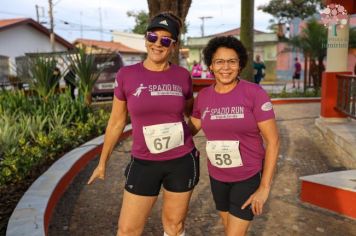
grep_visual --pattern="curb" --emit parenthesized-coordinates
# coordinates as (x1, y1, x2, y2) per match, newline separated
(300, 170, 356, 219)
(271, 97, 321, 104)
(6, 125, 132, 236)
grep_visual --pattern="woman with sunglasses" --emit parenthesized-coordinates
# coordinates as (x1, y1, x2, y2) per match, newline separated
(87, 12, 198, 236)
(189, 36, 279, 235)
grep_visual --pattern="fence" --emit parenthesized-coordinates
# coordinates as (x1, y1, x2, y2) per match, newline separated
(336, 74, 356, 119)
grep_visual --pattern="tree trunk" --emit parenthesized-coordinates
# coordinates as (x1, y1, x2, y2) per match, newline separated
(240, 0, 254, 82)
(317, 57, 324, 90)
(303, 53, 308, 93)
(147, 0, 192, 65)
(85, 92, 92, 106)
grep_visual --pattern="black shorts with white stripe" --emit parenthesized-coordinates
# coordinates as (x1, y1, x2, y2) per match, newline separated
(124, 148, 200, 196)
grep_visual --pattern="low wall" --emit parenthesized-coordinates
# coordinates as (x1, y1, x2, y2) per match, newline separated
(6, 125, 132, 236)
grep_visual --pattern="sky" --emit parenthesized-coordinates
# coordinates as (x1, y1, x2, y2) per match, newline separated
(0, 0, 274, 42)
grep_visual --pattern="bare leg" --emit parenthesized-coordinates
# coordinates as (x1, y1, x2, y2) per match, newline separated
(226, 213, 251, 236)
(218, 211, 229, 234)
(161, 189, 193, 236)
(117, 190, 157, 236)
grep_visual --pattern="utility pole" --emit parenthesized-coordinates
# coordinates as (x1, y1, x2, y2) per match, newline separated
(48, 0, 55, 52)
(198, 16, 213, 37)
(35, 5, 40, 22)
(98, 7, 103, 40)
(80, 11, 83, 39)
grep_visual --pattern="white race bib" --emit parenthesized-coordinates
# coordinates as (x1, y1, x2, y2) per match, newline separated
(206, 140, 243, 168)
(143, 122, 184, 154)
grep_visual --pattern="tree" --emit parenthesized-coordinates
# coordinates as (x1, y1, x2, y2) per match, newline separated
(127, 10, 149, 34)
(240, 0, 254, 82)
(28, 56, 61, 102)
(258, 0, 324, 37)
(349, 27, 356, 49)
(147, 0, 192, 64)
(288, 19, 327, 90)
(65, 47, 105, 106)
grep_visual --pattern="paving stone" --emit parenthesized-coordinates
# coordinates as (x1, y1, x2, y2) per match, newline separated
(48, 103, 356, 236)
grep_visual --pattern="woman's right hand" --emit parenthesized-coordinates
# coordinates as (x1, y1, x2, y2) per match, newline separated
(87, 166, 106, 184)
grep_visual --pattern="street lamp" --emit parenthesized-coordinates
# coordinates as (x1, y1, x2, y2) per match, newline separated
(198, 16, 213, 37)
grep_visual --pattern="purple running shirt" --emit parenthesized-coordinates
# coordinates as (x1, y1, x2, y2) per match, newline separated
(192, 79, 275, 182)
(114, 62, 195, 161)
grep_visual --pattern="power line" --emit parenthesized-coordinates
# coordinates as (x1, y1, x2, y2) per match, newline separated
(198, 16, 213, 36)
(0, 10, 32, 17)
(53, 0, 63, 6)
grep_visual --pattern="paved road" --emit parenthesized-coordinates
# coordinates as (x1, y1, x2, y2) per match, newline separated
(48, 103, 356, 236)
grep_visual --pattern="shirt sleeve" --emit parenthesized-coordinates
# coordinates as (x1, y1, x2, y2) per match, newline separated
(191, 92, 201, 119)
(253, 87, 275, 122)
(184, 70, 193, 100)
(114, 68, 126, 101)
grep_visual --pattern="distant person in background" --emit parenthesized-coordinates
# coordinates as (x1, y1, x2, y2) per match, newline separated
(53, 67, 61, 93)
(64, 65, 76, 99)
(206, 70, 215, 79)
(309, 59, 318, 89)
(292, 57, 302, 89)
(191, 60, 202, 78)
(253, 55, 266, 84)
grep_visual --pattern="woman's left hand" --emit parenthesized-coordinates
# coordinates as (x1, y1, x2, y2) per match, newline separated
(241, 186, 270, 216)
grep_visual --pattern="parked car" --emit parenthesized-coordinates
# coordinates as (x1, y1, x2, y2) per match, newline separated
(92, 53, 124, 99)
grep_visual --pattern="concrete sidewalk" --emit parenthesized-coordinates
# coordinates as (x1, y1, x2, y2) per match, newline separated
(261, 80, 306, 94)
(48, 103, 356, 236)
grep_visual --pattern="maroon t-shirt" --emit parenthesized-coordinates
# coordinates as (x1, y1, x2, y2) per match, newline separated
(192, 80, 275, 182)
(114, 62, 195, 161)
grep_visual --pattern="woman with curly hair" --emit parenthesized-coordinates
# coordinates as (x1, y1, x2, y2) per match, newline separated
(189, 36, 279, 235)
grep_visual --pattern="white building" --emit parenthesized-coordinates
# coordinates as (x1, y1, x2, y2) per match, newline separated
(74, 38, 146, 66)
(0, 18, 73, 82)
(112, 31, 146, 52)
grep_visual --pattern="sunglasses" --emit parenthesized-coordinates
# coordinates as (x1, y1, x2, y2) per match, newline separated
(146, 32, 176, 48)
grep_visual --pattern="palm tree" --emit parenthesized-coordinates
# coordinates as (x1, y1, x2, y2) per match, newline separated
(240, 0, 254, 82)
(288, 18, 327, 90)
(28, 56, 61, 102)
(65, 47, 103, 106)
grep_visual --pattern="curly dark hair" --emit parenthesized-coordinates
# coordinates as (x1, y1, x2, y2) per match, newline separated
(203, 36, 248, 73)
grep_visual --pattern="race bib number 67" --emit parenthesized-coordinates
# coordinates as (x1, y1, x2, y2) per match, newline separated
(206, 140, 243, 168)
(143, 122, 184, 154)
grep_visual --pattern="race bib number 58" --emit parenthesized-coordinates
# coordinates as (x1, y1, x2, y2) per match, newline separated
(143, 122, 184, 154)
(206, 140, 243, 168)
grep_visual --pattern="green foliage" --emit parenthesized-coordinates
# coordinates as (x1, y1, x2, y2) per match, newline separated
(127, 10, 188, 36)
(288, 18, 327, 59)
(0, 91, 109, 186)
(65, 47, 103, 106)
(258, 0, 324, 24)
(349, 27, 356, 49)
(127, 10, 150, 34)
(27, 56, 61, 101)
(269, 86, 321, 98)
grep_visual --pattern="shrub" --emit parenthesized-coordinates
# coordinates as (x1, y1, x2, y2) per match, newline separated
(0, 91, 109, 186)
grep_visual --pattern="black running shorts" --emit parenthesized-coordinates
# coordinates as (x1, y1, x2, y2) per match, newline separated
(209, 172, 261, 221)
(124, 149, 200, 196)
(293, 73, 301, 79)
